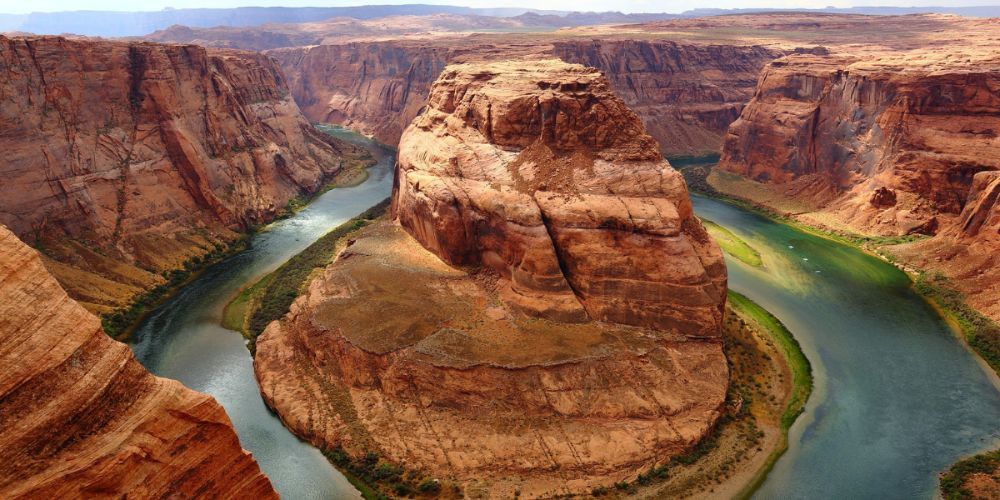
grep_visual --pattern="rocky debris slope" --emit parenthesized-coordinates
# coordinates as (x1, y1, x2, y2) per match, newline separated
(716, 51, 1000, 320)
(269, 37, 777, 156)
(0, 35, 367, 312)
(0, 225, 275, 498)
(254, 59, 728, 498)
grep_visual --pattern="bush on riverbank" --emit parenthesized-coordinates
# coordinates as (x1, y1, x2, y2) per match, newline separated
(940, 449, 1000, 500)
(102, 238, 247, 339)
(322, 447, 457, 500)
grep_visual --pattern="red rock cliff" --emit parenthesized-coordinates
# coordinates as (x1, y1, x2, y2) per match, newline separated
(719, 53, 1000, 236)
(717, 52, 1000, 322)
(0, 225, 276, 498)
(0, 35, 366, 311)
(551, 40, 779, 156)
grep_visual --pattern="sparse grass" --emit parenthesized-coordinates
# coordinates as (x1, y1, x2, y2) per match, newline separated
(727, 291, 812, 499)
(728, 291, 812, 431)
(228, 199, 390, 352)
(916, 272, 1000, 377)
(102, 238, 249, 340)
(701, 218, 763, 267)
(940, 449, 1000, 500)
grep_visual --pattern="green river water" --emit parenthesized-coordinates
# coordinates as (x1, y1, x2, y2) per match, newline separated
(127, 129, 1000, 498)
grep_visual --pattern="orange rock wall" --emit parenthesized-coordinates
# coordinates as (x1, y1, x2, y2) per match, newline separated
(0, 35, 361, 310)
(0, 225, 276, 498)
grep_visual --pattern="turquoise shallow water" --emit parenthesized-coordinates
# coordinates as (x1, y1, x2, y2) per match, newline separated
(129, 127, 394, 499)
(692, 194, 1000, 499)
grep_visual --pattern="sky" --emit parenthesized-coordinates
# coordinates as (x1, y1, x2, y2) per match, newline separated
(2, 0, 997, 15)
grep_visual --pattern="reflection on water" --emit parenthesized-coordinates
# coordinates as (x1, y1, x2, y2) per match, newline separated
(129, 127, 395, 499)
(692, 194, 1000, 499)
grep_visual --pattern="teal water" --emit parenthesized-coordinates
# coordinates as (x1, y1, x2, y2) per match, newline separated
(129, 127, 394, 499)
(692, 194, 1000, 499)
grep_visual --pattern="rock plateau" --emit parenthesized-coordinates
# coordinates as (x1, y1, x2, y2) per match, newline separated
(0, 225, 276, 498)
(254, 59, 729, 497)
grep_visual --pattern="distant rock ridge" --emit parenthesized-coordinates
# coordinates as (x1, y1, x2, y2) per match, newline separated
(268, 38, 778, 156)
(0, 225, 275, 498)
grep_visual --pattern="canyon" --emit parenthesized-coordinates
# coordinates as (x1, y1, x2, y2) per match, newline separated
(0, 35, 369, 313)
(0, 224, 275, 498)
(253, 59, 729, 497)
(715, 38, 1000, 323)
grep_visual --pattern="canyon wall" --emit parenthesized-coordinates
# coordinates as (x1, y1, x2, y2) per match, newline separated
(0, 225, 275, 498)
(719, 53, 1000, 235)
(551, 40, 779, 156)
(255, 59, 728, 497)
(717, 53, 1000, 320)
(0, 35, 367, 312)
(271, 37, 779, 156)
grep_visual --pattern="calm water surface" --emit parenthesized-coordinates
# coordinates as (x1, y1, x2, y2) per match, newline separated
(692, 194, 1000, 499)
(129, 127, 394, 499)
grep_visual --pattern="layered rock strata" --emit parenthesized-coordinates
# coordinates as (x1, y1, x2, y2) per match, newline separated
(0, 225, 275, 498)
(719, 53, 1000, 236)
(255, 59, 728, 497)
(0, 35, 367, 312)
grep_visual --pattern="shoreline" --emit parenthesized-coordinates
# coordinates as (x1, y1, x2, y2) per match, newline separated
(682, 162, 1000, 498)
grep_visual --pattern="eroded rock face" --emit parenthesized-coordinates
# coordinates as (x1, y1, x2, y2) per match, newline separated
(0, 35, 366, 311)
(719, 53, 1000, 236)
(393, 59, 727, 334)
(717, 52, 1000, 321)
(551, 40, 779, 156)
(254, 59, 728, 497)
(0, 225, 275, 498)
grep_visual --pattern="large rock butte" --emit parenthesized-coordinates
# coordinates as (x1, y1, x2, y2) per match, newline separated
(254, 59, 728, 498)
(0, 225, 275, 498)
(393, 59, 728, 334)
(0, 35, 368, 312)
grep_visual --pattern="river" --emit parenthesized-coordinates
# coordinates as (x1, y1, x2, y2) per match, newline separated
(128, 126, 1000, 499)
(129, 126, 394, 499)
(693, 194, 1000, 499)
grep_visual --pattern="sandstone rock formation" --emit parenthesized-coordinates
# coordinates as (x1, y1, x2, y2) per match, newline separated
(393, 59, 727, 333)
(0, 225, 275, 498)
(255, 59, 728, 498)
(0, 35, 367, 312)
